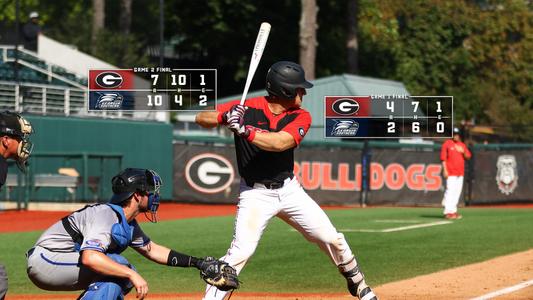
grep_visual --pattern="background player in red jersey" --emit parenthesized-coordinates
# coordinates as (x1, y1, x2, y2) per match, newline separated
(195, 61, 377, 300)
(441, 127, 472, 219)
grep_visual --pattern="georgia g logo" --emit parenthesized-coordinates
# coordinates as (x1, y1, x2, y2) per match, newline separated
(185, 153, 235, 194)
(332, 98, 360, 115)
(95, 71, 123, 88)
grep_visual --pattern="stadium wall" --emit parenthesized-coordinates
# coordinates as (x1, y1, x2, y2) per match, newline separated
(173, 137, 532, 205)
(12, 116, 173, 201)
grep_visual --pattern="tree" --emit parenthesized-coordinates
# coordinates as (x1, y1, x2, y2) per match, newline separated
(346, 0, 359, 74)
(92, 0, 105, 54)
(299, 0, 318, 79)
(119, 0, 132, 34)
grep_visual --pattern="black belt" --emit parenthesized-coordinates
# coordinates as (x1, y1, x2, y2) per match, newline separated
(245, 174, 294, 189)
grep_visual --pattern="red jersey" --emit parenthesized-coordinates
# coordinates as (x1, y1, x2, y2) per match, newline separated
(217, 96, 311, 182)
(440, 139, 471, 176)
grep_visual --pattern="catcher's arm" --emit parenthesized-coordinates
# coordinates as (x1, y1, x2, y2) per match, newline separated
(134, 242, 239, 290)
(134, 241, 200, 267)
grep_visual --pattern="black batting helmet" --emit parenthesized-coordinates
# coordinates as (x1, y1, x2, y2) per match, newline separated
(265, 61, 313, 99)
(110, 168, 162, 204)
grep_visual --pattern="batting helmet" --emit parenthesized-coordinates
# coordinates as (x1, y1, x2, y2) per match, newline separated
(265, 61, 313, 99)
(110, 168, 163, 222)
(0, 111, 34, 172)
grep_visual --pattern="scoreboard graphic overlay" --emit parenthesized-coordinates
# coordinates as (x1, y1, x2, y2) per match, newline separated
(88, 68, 217, 111)
(325, 95, 453, 139)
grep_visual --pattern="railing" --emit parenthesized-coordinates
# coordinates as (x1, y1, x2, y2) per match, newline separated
(0, 80, 134, 118)
(0, 45, 86, 88)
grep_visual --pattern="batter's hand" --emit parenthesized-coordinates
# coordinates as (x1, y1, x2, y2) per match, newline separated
(227, 119, 250, 138)
(227, 105, 248, 124)
(129, 272, 149, 299)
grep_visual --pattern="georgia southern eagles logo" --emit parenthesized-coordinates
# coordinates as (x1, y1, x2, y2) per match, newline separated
(95, 93, 124, 109)
(495, 155, 518, 195)
(330, 119, 359, 137)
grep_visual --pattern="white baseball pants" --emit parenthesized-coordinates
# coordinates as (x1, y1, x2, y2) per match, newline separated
(442, 176, 464, 214)
(203, 176, 356, 300)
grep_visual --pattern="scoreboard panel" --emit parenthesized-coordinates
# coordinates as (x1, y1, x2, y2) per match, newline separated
(324, 95, 453, 139)
(88, 68, 217, 111)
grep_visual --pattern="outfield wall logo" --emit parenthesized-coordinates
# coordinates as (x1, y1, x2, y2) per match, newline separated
(293, 161, 442, 191)
(185, 153, 235, 194)
(495, 155, 518, 195)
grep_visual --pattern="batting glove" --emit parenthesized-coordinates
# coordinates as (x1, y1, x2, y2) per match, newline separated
(217, 105, 247, 125)
(227, 116, 255, 142)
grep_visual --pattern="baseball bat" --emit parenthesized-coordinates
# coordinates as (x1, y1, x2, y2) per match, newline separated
(239, 22, 271, 105)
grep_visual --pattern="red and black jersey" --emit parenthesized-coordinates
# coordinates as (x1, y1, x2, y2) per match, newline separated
(217, 96, 311, 182)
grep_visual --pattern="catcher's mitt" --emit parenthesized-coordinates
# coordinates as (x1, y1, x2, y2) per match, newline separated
(197, 257, 240, 291)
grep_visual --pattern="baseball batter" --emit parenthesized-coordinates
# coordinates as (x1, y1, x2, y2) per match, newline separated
(0, 112, 34, 300)
(441, 127, 471, 219)
(26, 168, 236, 299)
(195, 61, 377, 300)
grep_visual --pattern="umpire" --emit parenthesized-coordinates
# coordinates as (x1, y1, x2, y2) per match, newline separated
(26, 168, 233, 299)
(0, 112, 34, 300)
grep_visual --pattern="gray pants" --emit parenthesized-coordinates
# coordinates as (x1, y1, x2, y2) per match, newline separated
(26, 246, 132, 292)
(0, 264, 7, 300)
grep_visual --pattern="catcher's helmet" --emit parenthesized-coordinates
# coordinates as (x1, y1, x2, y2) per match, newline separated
(265, 61, 313, 99)
(110, 168, 163, 222)
(0, 111, 34, 172)
(110, 168, 162, 203)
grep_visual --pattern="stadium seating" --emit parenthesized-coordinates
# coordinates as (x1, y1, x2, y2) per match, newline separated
(0, 46, 86, 87)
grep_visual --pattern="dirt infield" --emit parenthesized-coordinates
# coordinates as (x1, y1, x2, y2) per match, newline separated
(3, 204, 533, 299)
(0, 203, 238, 233)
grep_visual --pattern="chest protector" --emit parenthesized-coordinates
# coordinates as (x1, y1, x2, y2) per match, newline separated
(107, 204, 135, 254)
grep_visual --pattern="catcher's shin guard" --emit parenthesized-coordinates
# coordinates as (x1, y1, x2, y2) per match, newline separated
(338, 258, 377, 300)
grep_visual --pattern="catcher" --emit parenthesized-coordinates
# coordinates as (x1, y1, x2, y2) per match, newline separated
(26, 168, 238, 299)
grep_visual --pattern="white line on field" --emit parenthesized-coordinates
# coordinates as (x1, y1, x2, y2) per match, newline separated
(339, 220, 453, 233)
(289, 220, 453, 233)
(469, 279, 533, 300)
(374, 219, 423, 223)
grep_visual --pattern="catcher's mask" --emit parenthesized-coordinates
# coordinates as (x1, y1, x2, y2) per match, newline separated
(0, 112, 34, 173)
(110, 168, 163, 223)
(265, 61, 313, 99)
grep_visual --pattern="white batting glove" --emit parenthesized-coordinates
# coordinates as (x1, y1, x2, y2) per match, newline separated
(227, 105, 248, 124)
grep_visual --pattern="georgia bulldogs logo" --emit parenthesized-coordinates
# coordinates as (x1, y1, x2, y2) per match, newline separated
(332, 98, 360, 115)
(185, 153, 234, 194)
(495, 155, 518, 195)
(95, 71, 123, 88)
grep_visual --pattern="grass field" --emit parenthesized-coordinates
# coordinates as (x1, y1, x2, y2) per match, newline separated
(1, 207, 532, 295)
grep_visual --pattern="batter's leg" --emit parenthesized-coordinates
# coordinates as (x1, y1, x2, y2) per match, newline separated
(278, 177, 377, 299)
(203, 182, 281, 300)
(0, 264, 7, 300)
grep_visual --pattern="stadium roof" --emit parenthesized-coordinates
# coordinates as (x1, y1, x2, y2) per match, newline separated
(217, 74, 411, 141)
